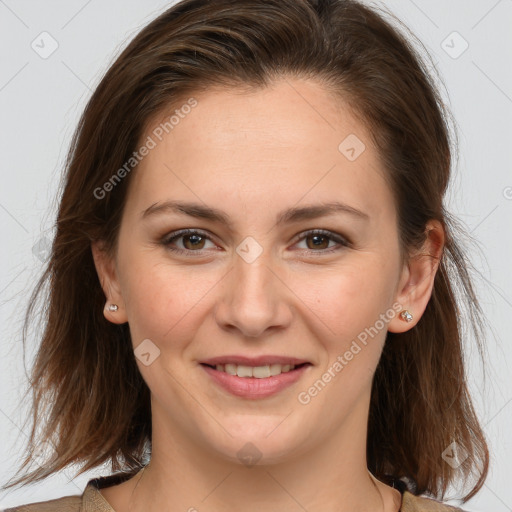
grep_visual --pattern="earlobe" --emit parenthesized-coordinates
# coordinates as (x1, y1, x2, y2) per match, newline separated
(388, 220, 445, 333)
(91, 241, 128, 324)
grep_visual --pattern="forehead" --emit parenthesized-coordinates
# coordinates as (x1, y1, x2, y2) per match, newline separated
(127, 78, 394, 224)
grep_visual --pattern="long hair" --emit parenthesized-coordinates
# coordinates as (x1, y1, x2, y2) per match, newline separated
(3, 0, 488, 502)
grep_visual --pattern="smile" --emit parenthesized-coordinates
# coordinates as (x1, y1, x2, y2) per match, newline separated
(200, 362, 312, 399)
(203, 362, 304, 378)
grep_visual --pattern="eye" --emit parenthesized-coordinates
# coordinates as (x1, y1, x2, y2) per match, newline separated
(161, 229, 217, 255)
(293, 229, 350, 254)
(160, 228, 350, 257)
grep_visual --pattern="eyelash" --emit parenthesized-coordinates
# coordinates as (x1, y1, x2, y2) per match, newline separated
(160, 228, 350, 256)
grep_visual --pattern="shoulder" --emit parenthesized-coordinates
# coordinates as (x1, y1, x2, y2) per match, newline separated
(3, 470, 139, 512)
(2, 494, 82, 512)
(3, 484, 109, 512)
(401, 490, 468, 511)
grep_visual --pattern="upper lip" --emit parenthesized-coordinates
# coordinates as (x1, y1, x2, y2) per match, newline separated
(200, 355, 311, 367)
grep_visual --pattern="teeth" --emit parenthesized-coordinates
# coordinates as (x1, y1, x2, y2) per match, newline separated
(224, 364, 237, 376)
(214, 363, 297, 378)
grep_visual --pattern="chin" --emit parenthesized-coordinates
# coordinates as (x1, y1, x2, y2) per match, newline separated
(205, 420, 311, 467)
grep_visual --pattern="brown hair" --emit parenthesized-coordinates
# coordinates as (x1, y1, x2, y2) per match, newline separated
(4, 0, 489, 502)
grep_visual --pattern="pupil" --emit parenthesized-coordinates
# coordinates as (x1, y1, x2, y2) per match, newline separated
(185, 234, 204, 249)
(308, 234, 328, 249)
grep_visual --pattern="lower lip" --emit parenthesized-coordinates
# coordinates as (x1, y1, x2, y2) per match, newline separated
(200, 363, 311, 399)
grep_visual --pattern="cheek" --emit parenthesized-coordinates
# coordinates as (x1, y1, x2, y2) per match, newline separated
(293, 257, 397, 336)
(118, 252, 222, 348)
(291, 262, 397, 415)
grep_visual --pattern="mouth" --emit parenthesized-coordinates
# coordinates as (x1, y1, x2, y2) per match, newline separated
(199, 359, 313, 399)
(200, 361, 311, 378)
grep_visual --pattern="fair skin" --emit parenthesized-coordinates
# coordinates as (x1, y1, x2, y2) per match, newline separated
(92, 77, 444, 512)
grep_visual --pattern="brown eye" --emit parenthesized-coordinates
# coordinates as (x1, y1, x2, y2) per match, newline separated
(295, 229, 349, 254)
(305, 233, 330, 250)
(162, 229, 216, 254)
(182, 233, 206, 250)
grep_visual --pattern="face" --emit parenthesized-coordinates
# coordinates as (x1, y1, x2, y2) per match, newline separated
(94, 77, 416, 466)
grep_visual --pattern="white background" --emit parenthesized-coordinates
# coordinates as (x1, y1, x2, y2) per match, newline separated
(0, 0, 511, 510)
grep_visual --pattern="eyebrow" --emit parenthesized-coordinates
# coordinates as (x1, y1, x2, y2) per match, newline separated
(141, 200, 369, 226)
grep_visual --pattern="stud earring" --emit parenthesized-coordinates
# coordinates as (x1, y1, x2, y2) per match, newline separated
(108, 304, 119, 312)
(400, 310, 413, 323)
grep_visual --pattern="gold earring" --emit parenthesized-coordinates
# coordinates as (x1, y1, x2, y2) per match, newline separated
(400, 310, 413, 322)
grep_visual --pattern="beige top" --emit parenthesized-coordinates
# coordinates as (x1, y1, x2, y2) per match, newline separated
(5, 471, 467, 511)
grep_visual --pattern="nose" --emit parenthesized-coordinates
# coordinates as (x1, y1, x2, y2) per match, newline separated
(214, 252, 293, 339)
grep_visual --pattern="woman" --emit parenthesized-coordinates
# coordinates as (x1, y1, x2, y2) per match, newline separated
(2, 0, 489, 510)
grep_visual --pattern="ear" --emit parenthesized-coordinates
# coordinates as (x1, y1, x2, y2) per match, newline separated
(388, 220, 445, 333)
(91, 240, 128, 324)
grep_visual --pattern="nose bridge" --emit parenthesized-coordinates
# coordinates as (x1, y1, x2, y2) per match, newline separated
(215, 247, 292, 338)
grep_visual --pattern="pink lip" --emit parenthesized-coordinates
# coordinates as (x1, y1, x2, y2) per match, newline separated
(200, 355, 310, 366)
(200, 363, 311, 399)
